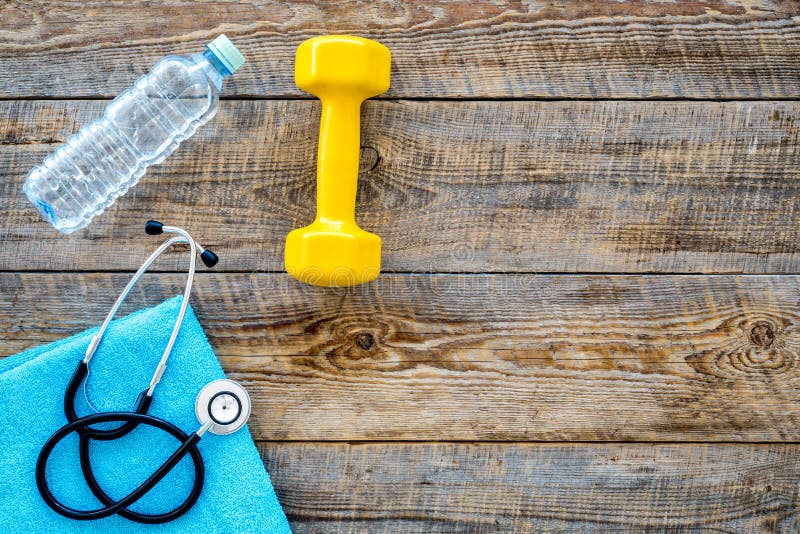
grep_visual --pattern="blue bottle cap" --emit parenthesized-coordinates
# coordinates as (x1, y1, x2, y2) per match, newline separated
(206, 34, 245, 74)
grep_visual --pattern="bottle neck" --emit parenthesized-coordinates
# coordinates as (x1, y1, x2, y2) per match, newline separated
(202, 48, 233, 77)
(193, 50, 229, 92)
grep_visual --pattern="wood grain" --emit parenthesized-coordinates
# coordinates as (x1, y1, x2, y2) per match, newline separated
(4, 272, 800, 441)
(1, 1, 799, 98)
(3, 99, 800, 273)
(5, 1, 800, 529)
(260, 442, 800, 533)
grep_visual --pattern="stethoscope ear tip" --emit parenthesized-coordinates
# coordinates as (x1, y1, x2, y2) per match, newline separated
(200, 249, 219, 268)
(145, 220, 164, 235)
(195, 379, 251, 435)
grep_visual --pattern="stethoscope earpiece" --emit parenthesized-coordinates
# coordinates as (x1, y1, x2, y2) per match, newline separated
(144, 220, 164, 235)
(200, 249, 219, 268)
(195, 379, 251, 435)
(145, 220, 218, 266)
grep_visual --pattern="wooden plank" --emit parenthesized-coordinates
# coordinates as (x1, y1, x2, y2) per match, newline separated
(1, 1, 799, 98)
(260, 442, 800, 533)
(3, 99, 800, 273)
(4, 272, 800, 441)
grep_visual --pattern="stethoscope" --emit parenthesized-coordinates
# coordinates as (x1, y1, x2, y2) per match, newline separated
(35, 221, 252, 524)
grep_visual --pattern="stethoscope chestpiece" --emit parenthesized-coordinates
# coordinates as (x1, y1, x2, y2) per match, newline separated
(195, 379, 251, 435)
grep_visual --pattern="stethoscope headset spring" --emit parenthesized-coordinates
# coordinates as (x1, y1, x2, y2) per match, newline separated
(35, 221, 252, 524)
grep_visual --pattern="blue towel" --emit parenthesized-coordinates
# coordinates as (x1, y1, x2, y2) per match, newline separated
(0, 296, 291, 533)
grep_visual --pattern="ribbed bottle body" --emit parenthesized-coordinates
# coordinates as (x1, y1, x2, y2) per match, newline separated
(24, 54, 222, 233)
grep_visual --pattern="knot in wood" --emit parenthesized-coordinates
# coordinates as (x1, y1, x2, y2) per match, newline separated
(355, 332, 375, 351)
(358, 146, 380, 174)
(685, 315, 797, 380)
(749, 321, 775, 348)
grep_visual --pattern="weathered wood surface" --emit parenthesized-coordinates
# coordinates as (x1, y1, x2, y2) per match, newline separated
(3, 99, 800, 273)
(261, 442, 800, 533)
(4, 272, 800, 442)
(5, 1, 800, 529)
(1, 1, 799, 99)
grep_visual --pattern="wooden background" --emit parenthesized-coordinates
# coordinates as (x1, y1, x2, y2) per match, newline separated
(3, 1, 800, 531)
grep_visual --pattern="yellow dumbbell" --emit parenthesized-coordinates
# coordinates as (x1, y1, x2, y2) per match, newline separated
(284, 35, 391, 287)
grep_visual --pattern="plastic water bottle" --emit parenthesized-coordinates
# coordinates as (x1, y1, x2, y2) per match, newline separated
(23, 35, 245, 233)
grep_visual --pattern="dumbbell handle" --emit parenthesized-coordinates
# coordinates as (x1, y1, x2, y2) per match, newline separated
(315, 95, 362, 226)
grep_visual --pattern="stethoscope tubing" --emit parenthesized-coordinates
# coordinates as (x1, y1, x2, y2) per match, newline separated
(35, 412, 204, 523)
(64, 360, 154, 441)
